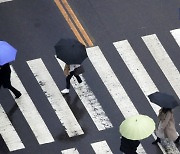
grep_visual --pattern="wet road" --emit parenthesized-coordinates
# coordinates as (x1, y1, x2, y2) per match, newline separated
(0, 0, 180, 154)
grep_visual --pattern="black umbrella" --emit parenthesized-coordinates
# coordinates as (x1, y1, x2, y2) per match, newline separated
(54, 38, 87, 64)
(148, 92, 179, 109)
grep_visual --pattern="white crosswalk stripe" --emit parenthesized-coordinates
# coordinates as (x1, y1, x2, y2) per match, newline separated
(113, 40, 160, 114)
(170, 28, 180, 47)
(10, 67, 54, 145)
(0, 0, 12, 4)
(56, 58, 113, 131)
(87, 46, 139, 118)
(142, 34, 180, 153)
(142, 34, 180, 100)
(27, 58, 84, 137)
(0, 104, 25, 151)
(113, 40, 166, 153)
(1, 28, 180, 153)
(87, 46, 146, 154)
(61, 148, 79, 154)
(91, 140, 113, 154)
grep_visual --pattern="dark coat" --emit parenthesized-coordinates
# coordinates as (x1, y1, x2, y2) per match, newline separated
(0, 63, 11, 88)
(120, 136, 140, 154)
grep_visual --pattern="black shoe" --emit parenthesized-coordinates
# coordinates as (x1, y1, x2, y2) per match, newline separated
(174, 136, 180, 143)
(152, 141, 158, 144)
(15, 92, 22, 99)
(152, 138, 161, 144)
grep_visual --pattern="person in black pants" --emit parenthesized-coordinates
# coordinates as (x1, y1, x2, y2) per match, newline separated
(120, 136, 140, 154)
(61, 64, 82, 94)
(0, 63, 21, 98)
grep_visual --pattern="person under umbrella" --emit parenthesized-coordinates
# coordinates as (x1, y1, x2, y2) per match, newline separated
(152, 107, 180, 144)
(54, 38, 86, 94)
(61, 64, 83, 94)
(120, 136, 140, 154)
(148, 92, 180, 144)
(54, 38, 87, 65)
(0, 63, 21, 98)
(119, 114, 155, 154)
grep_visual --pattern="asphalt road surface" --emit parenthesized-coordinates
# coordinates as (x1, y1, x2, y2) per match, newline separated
(0, 0, 180, 154)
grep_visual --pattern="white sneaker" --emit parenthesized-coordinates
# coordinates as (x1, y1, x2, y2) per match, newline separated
(61, 88, 69, 94)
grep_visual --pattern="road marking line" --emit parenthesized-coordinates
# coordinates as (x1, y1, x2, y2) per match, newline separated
(142, 34, 180, 100)
(91, 140, 113, 154)
(56, 58, 113, 131)
(27, 59, 84, 137)
(0, 0, 12, 3)
(87, 46, 138, 117)
(170, 28, 180, 47)
(142, 34, 180, 153)
(10, 67, 54, 145)
(87, 46, 146, 154)
(113, 40, 160, 114)
(61, 0, 93, 47)
(0, 104, 25, 151)
(61, 148, 79, 154)
(113, 40, 166, 153)
(54, 0, 86, 46)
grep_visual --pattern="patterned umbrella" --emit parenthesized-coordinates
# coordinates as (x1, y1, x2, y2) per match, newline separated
(0, 41, 17, 65)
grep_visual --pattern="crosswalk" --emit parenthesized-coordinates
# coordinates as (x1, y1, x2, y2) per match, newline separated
(0, 28, 180, 153)
(0, 0, 12, 4)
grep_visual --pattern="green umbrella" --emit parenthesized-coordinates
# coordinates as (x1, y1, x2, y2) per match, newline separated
(119, 114, 155, 140)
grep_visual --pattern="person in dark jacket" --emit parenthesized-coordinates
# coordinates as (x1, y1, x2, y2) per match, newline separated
(120, 136, 140, 154)
(0, 63, 21, 98)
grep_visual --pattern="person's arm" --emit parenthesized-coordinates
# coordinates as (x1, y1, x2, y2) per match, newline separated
(160, 111, 171, 129)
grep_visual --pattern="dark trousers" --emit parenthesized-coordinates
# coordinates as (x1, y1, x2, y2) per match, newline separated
(8, 85, 21, 97)
(66, 71, 82, 89)
(1, 83, 21, 97)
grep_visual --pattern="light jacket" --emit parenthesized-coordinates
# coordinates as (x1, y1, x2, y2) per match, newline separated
(156, 110, 178, 141)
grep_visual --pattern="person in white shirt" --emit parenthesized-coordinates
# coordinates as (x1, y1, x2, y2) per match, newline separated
(61, 64, 82, 94)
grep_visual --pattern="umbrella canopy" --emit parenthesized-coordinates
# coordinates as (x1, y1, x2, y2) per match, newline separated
(0, 41, 17, 66)
(148, 92, 179, 109)
(119, 114, 155, 140)
(54, 38, 87, 64)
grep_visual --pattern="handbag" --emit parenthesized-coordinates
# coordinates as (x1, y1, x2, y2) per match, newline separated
(63, 64, 70, 76)
(74, 65, 85, 75)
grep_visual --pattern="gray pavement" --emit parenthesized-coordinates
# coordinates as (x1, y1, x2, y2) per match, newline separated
(0, 0, 180, 154)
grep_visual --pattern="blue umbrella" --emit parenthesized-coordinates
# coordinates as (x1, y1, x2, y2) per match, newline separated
(0, 41, 17, 66)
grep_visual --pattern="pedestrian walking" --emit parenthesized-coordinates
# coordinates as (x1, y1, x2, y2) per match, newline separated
(0, 63, 21, 98)
(61, 64, 83, 94)
(120, 136, 140, 154)
(152, 107, 180, 144)
(119, 114, 155, 154)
